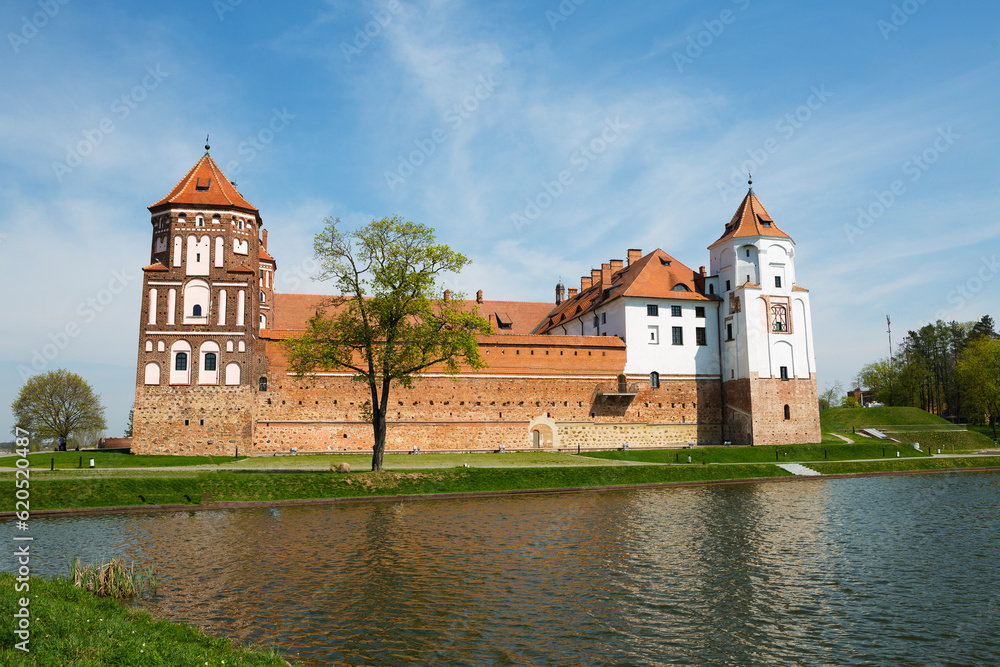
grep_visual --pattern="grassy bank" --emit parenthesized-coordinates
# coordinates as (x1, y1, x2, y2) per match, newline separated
(579, 441, 926, 464)
(812, 456, 1000, 475)
(0, 464, 795, 511)
(884, 430, 997, 452)
(820, 407, 951, 429)
(0, 572, 288, 666)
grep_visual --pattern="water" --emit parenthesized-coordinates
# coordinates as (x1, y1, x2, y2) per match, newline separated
(8, 473, 1000, 665)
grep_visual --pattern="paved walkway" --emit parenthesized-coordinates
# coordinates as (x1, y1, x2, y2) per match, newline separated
(829, 432, 854, 444)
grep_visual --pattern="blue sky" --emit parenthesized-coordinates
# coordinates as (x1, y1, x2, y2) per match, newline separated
(2, 0, 998, 437)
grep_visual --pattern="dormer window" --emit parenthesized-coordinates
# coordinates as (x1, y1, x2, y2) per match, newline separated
(659, 258, 672, 266)
(762, 222, 772, 228)
(195, 177, 211, 192)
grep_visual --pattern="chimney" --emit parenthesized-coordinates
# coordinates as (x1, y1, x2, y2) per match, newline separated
(555, 281, 565, 305)
(262, 229, 268, 250)
(476, 289, 483, 304)
(443, 290, 450, 302)
(568, 287, 578, 299)
(601, 263, 611, 287)
(610, 259, 623, 274)
(590, 269, 601, 289)
(581, 275, 593, 291)
(627, 249, 642, 266)
(699, 266, 706, 277)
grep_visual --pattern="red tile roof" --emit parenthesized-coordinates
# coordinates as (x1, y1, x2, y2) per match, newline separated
(269, 293, 555, 336)
(710, 188, 790, 248)
(533, 249, 719, 335)
(149, 153, 258, 213)
(142, 261, 168, 272)
(259, 247, 275, 262)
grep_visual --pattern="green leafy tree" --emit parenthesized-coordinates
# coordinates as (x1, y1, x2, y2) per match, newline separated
(854, 358, 897, 404)
(284, 216, 493, 471)
(11, 370, 107, 449)
(955, 337, 1000, 438)
(818, 381, 843, 411)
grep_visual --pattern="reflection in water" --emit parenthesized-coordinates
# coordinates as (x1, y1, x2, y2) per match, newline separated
(8, 473, 1000, 666)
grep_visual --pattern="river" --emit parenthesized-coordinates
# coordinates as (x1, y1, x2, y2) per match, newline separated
(7, 472, 1000, 665)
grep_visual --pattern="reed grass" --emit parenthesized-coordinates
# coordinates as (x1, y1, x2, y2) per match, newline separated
(70, 557, 158, 599)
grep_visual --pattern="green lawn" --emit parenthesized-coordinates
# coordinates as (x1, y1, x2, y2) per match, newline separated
(0, 452, 243, 469)
(820, 406, 951, 429)
(579, 441, 927, 465)
(0, 572, 289, 666)
(215, 450, 625, 470)
(884, 430, 997, 452)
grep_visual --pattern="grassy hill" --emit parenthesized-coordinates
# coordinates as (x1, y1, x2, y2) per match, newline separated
(821, 407, 951, 429)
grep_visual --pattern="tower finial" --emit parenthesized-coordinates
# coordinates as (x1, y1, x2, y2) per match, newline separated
(748, 172, 752, 187)
(205, 134, 210, 153)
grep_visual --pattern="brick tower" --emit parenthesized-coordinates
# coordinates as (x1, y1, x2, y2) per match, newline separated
(709, 184, 821, 445)
(131, 145, 270, 454)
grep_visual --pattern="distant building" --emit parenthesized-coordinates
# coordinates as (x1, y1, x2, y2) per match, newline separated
(131, 152, 820, 455)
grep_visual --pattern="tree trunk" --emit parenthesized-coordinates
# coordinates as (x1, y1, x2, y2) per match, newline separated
(371, 409, 387, 472)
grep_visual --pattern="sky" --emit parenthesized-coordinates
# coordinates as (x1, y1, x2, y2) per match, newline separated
(1, 0, 998, 438)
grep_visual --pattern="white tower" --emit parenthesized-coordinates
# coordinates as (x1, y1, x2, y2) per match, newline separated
(708, 184, 820, 445)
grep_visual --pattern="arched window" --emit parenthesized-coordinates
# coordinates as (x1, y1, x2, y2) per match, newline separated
(771, 305, 788, 332)
(196, 216, 205, 227)
(650, 371, 660, 389)
(193, 304, 202, 316)
(225, 362, 241, 386)
(175, 352, 188, 371)
(258, 376, 268, 392)
(170, 341, 192, 384)
(199, 341, 221, 385)
(259, 291, 265, 302)
(237, 220, 244, 230)
(784, 404, 791, 420)
(259, 314, 266, 330)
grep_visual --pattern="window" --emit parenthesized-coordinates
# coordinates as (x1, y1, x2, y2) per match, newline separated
(498, 321, 512, 330)
(709, 284, 715, 295)
(195, 178, 211, 192)
(650, 372, 660, 389)
(193, 304, 202, 317)
(771, 305, 788, 332)
(647, 304, 659, 316)
(746, 249, 751, 258)
(695, 306, 705, 318)
(601, 312, 606, 325)
(648, 325, 659, 344)
(671, 305, 682, 317)
(696, 327, 707, 346)
(259, 376, 268, 392)
(204, 353, 217, 371)
(196, 216, 205, 227)
(175, 352, 188, 371)
(727, 323, 733, 341)
(672, 326, 683, 345)
(762, 221, 773, 228)
(784, 404, 791, 420)
(593, 315, 599, 328)
(259, 291, 265, 302)
(725, 280, 731, 291)
(775, 276, 782, 288)
(237, 220, 244, 230)
(780, 366, 789, 381)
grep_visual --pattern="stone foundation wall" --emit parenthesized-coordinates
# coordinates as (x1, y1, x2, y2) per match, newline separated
(554, 422, 722, 449)
(132, 385, 255, 455)
(722, 378, 753, 445)
(750, 374, 821, 445)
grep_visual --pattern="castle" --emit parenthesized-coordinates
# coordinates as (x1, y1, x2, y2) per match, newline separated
(131, 151, 821, 455)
